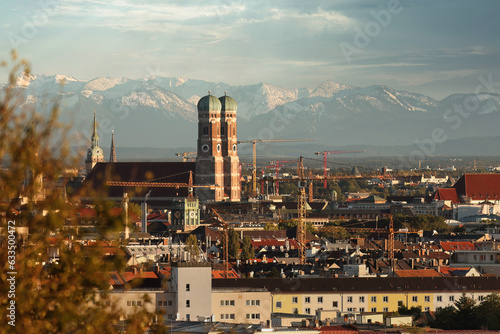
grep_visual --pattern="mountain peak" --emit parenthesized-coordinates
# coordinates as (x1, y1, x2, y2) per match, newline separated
(309, 80, 355, 98)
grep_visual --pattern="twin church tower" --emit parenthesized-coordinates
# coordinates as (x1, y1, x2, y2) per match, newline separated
(85, 92, 241, 202)
(195, 92, 240, 202)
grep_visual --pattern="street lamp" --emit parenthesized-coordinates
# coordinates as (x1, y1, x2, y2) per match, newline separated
(142, 190, 152, 233)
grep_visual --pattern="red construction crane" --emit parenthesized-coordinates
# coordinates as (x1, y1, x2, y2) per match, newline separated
(237, 138, 315, 195)
(267, 160, 298, 195)
(314, 150, 365, 188)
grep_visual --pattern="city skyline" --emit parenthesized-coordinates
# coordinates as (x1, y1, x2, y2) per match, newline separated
(2, 1, 500, 98)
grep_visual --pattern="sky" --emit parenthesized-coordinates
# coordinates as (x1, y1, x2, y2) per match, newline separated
(1, 0, 499, 98)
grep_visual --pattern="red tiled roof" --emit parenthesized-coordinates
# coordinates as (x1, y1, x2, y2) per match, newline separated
(439, 266, 472, 276)
(212, 269, 240, 279)
(394, 269, 442, 277)
(441, 241, 476, 251)
(433, 188, 460, 204)
(454, 173, 500, 201)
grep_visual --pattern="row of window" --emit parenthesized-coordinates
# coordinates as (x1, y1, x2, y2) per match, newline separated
(158, 300, 173, 307)
(283, 294, 484, 307)
(246, 313, 260, 320)
(221, 314, 235, 320)
(127, 300, 143, 307)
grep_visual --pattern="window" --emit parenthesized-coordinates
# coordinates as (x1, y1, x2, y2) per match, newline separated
(371, 307, 377, 312)
(359, 296, 365, 303)
(246, 313, 260, 320)
(425, 296, 430, 302)
(318, 297, 323, 303)
(347, 296, 353, 303)
(305, 308, 311, 314)
(186, 300, 190, 308)
(186, 314, 190, 321)
(383, 296, 389, 303)
(371, 296, 377, 303)
(203, 127, 208, 135)
(437, 296, 442, 302)
(478, 295, 484, 301)
(246, 300, 260, 306)
(127, 301, 131, 306)
(347, 307, 353, 312)
(221, 300, 235, 306)
(412, 296, 418, 302)
(398, 301, 404, 307)
(383, 307, 389, 312)
(449, 296, 454, 302)
(292, 297, 298, 304)
(221, 314, 235, 320)
(332, 301, 338, 308)
(276, 301, 282, 309)
(360, 307, 365, 312)
(436, 307, 442, 311)
(425, 307, 430, 311)
(186, 284, 190, 291)
(305, 297, 310, 303)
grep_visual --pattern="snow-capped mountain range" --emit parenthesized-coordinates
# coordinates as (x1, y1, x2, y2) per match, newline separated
(7, 74, 500, 152)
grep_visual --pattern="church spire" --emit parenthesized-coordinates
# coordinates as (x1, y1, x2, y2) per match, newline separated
(110, 130, 117, 163)
(91, 111, 99, 147)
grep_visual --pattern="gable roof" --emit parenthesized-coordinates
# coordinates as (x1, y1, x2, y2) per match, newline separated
(440, 241, 476, 251)
(432, 188, 460, 204)
(453, 173, 500, 201)
(80, 162, 195, 200)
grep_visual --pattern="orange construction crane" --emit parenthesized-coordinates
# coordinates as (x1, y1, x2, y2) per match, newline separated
(105, 171, 215, 200)
(175, 152, 196, 162)
(237, 138, 315, 196)
(314, 150, 365, 188)
(211, 208, 229, 278)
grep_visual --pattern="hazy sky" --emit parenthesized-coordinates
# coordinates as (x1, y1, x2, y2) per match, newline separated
(1, 0, 499, 97)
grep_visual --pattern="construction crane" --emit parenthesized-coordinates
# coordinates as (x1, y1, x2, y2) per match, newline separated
(211, 208, 229, 278)
(314, 150, 365, 188)
(297, 157, 307, 264)
(267, 160, 298, 195)
(237, 138, 315, 196)
(105, 171, 215, 200)
(175, 152, 197, 162)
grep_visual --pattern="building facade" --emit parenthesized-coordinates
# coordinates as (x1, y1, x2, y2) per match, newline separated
(195, 92, 240, 202)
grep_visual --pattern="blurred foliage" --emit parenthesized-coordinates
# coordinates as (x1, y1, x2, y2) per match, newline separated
(0, 52, 158, 333)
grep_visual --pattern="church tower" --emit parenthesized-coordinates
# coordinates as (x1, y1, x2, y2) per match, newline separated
(109, 130, 117, 163)
(85, 112, 104, 175)
(195, 92, 224, 202)
(220, 92, 240, 201)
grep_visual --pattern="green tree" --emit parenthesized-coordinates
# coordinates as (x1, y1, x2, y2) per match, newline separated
(318, 226, 350, 240)
(185, 234, 200, 259)
(228, 228, 240, 259)
(454, 294, 478, 329)
(241, 235, 255, 260)
(0, 53, 155, 332)
(476, 293, 500, 330)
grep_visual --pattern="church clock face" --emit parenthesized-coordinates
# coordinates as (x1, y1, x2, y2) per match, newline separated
(216, 144, 221, 152)
(202, 144, 209, 153)
(174, 211, 181, 219)
(232, 143, 237, 153)
(189, 211, 196, 218)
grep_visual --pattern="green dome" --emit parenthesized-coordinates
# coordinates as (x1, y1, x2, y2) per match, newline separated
(197, 93, 221, 111)
(219, 94, 237, 112)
